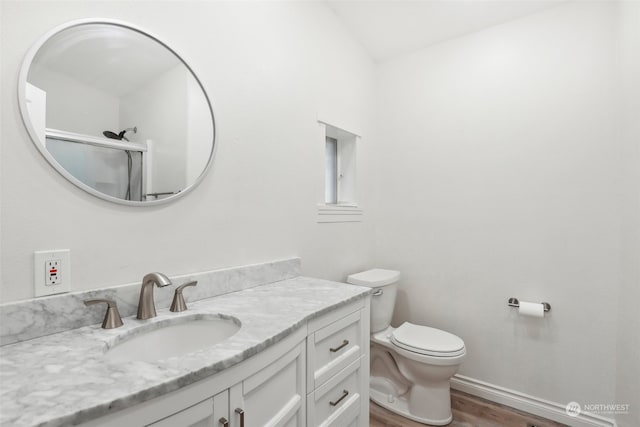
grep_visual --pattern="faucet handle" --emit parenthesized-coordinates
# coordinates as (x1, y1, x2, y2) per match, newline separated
(170, 280, 198, 312)
(84, 299, 124, 329)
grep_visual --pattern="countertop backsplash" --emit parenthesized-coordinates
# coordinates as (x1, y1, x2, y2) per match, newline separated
(0, 258, 301, 346)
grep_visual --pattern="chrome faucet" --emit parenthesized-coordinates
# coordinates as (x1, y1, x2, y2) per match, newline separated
(137, 272, 172, 320)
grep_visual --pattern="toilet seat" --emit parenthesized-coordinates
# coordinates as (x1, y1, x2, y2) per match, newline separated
(391, 322, 465, 357)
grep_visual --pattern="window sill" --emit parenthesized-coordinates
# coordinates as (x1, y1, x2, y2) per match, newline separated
(317, 204, 363, 223)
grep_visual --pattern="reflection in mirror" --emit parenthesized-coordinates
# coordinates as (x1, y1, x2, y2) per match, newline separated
(20, 20, 215, 204)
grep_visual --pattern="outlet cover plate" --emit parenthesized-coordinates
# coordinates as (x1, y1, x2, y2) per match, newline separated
(34, 249, 71, 297)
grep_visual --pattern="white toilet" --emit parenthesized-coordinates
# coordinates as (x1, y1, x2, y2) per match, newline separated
(347, 269, 465, 426)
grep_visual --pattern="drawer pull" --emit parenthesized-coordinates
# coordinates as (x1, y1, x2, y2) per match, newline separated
(330, 390, 349, 406)
(219, 417, 229, 427)
(330, 339, 349, 353)
(235, 408, 245, 427)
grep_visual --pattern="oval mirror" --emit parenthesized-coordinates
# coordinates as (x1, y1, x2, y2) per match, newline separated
(18, 19, 216, 205)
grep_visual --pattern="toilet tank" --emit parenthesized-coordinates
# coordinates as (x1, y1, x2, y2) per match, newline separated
(347, 269, 400, 333)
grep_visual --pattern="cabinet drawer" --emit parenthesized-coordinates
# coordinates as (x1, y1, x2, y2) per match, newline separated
(307, 358, 362, 427)
(308, 310, 363, 390)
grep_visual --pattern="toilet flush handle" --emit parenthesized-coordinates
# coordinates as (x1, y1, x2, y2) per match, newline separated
(372, 289, 383, 296)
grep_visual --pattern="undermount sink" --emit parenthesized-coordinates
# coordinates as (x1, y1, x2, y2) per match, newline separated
(104, 315, 241, 362)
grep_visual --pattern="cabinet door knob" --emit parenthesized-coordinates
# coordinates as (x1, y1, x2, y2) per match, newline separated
(330, 339, 349, 353)
(235, 408, 245, 427)
(330, 389, 349, 406)
(219, 417, 229, 427)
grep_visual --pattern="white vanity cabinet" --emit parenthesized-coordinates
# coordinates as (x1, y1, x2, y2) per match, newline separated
(79, 296, 369, 427)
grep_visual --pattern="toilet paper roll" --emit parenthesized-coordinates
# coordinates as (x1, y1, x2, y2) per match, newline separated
(518, 301, 545, 318)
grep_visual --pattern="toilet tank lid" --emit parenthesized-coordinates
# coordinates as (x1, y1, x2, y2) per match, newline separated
(347, 269, 400, 287)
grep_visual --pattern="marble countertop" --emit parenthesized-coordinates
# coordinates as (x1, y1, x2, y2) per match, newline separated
(0, 277, 370, 427)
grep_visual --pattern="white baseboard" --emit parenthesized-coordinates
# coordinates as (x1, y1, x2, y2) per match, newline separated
(451, 375, 617, 427)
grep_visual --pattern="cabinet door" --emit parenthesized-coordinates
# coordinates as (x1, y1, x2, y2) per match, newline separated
(146, 397, 215, 427)
(147, 389, 230, 427)
(213, 390, 231, 427)
(230, 342, 306, 427)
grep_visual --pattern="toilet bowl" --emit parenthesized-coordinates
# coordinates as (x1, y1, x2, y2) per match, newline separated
(347, 269, 465, 426)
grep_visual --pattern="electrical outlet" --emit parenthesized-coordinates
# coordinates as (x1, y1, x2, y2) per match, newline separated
(45, 259, 61, 285)
(35, 250, 70, 297)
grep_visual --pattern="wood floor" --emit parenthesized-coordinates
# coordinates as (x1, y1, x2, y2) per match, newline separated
(370, 390, 569, 427)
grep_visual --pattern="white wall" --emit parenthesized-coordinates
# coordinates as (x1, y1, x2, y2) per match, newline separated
(29, 67, 120, 136)
(121, 65, 191, 193)
(0, 0, 4, 295)
(374, 1, 622, 409)
(186, 74, 213, 185)
(0, 1, 377, 302)
(615, 2, 640, 427)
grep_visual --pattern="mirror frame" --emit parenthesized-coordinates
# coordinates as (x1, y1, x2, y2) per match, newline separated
(18, 18, 217, 206)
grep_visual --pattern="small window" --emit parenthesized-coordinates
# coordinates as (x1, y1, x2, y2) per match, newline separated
(317, 122, 362, 223)
(325, 137, 338, 204)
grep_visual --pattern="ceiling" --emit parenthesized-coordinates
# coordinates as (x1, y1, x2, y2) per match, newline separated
(32, 24, 181, 97)
(326, 0, 565, 62)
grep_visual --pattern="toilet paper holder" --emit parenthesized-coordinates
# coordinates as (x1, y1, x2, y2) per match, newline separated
(508, 297, 551, 312)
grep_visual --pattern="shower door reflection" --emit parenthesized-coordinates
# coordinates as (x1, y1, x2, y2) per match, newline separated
(46, 138, 143, 201)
